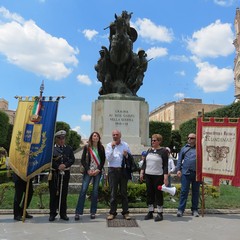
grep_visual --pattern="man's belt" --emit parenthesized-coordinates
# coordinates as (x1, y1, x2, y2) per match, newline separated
(50, 167, 70, 171)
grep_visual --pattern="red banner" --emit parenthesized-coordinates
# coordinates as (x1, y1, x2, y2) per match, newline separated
(196, 117, 240, 186)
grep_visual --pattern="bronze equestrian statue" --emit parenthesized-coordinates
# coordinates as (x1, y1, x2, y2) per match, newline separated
(95, 11, 149, 96)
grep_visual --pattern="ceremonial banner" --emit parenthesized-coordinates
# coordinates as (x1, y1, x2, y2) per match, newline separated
(196, 117, 240, 186)
(9, 97, 58, 181)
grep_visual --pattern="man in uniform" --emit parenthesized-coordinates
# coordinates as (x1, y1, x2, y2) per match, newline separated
(48, 130, 75, 221)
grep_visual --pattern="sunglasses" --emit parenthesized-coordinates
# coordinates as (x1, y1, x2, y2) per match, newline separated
(188, 137, 196, 140)
(151, 139, 158, 142)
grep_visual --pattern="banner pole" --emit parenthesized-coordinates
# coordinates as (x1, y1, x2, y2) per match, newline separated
(201, 108, 205, 217)
(201, 178, 205, 217)
(22, 179, 30, 222)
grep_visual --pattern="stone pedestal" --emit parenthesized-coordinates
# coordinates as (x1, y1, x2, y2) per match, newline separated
(91, 94, 150, 153)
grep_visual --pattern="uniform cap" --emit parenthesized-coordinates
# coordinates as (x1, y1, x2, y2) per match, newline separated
(55, 130, 66, 137)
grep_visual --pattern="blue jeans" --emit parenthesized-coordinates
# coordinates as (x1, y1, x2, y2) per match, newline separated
(178, 171, 200, 213)
(75, 172, 101, 215)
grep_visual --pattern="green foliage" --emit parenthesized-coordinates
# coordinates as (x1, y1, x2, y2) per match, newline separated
(68, 130, 81, 151)
(0, 182, 14, 206)
(33, 183, 49, 209)
(0, 111, 9, 146)
(169, 130, 181, 156)
(2, 124, 13, 153)
(204, 101, 240, 118)
(179, 119, 196, 146)
(0, 170, 13, 183)
(55, 121, 81, 149)
(149, 121, 172, 147)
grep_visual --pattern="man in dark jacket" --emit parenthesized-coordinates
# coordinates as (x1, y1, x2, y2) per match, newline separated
(48, 130, 75, 221)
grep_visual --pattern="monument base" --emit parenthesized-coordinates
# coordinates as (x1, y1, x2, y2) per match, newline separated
(91, 94, 150, 154)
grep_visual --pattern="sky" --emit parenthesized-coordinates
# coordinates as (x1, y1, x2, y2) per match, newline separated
(0, 0, 239, 138)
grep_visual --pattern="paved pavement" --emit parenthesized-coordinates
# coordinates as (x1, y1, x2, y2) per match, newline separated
(0, 211, 240, 240)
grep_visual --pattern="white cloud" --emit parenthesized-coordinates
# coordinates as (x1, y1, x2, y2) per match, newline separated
(82, 29, 98, 40)
(146, 47, 168, 59)
(81, 114, 91, 121)
(186, 20, 234, 58)
(169, 55, 189, 62)
(213, 0, 237, 7)
(174, 93, 185, 99)
(175, 70, 186, 76)
(71, 126, 81, 134)
(133, 18, 173, 43)
(194, 61, 234, 92)
(77, 74, 92, 85)
(71, 125, 88, 139)
(0, 7, 79, 80)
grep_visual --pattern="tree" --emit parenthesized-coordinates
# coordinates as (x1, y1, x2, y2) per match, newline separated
(68, 130, 81, 151)
(179, 118, 196, 145)
(0, 111, 9, 146)
(2, 124, 13, 153)
(149, 121, 172, 147)
(169, 130, 181, 158)
(55, 121, 81, 150)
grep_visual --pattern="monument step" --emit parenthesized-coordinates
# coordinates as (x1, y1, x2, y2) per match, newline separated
(69, 183, 82, 194)
(70, 173, 83, 183)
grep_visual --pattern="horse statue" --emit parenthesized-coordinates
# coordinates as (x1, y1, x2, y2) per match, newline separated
(95, 11, 148, 96)
(109, 13, 133, 66)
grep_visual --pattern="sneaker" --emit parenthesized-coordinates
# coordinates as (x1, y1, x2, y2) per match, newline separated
(144, 211, 153, 220)
(154, 213, 163, 222)
(192, 210, 199, 217)
(107, 214, 115, 220)
(75, 214, 80, 221)
(177, 210, 183, 217)
(90, 214, 95, 219)
(123, 213, 131, 220)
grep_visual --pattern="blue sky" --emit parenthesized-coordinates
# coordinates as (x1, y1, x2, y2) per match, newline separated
(0, 0, 238, 138)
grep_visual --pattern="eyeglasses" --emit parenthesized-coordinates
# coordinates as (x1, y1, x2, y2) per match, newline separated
(188, 137, 196, 140)
(151, 139, 158, 142)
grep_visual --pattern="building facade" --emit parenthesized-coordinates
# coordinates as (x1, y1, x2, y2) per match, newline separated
(0, 98, 15, 124)
(149, 98, 224, 130)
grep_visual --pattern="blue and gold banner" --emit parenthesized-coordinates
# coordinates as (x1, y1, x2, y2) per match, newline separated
(9, 97, 58, 181)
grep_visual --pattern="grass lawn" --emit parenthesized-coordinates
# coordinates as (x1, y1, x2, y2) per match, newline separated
(0, 184, 240, 210)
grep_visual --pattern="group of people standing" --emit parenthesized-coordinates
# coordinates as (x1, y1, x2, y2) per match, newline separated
(13, 129, 200, 222)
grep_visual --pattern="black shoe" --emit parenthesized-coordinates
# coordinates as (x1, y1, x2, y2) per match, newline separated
(90, 214, 95, 219)
(144, 211, 153, 220)
(49, 215, 56, 222)
(26, 212, 33, 219)
(14, 216, 22, 221)
(75, 214, 80, 221)
(60, 215, 69, 221)
(154, 213, 163, 222)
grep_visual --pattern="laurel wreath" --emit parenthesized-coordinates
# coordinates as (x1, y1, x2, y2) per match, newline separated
(16, 131, 47, 158)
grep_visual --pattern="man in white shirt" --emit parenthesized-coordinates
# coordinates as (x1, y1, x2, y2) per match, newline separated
(105, 129, 131, 220)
